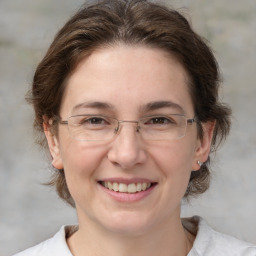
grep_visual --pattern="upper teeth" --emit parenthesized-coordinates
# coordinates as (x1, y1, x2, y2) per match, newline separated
(102, 182, 151, 193)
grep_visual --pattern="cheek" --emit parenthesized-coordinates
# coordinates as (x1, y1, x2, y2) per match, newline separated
(146, 141, 197, 216)
(147, 141, 196, 180)
(59, 141, 108, 184)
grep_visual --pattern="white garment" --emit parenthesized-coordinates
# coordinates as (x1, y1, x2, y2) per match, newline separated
(185, 216, 256, 256)
(13, 216, 256, 256)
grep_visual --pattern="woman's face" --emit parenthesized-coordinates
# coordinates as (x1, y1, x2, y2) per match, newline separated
(46, 45, 212, 235)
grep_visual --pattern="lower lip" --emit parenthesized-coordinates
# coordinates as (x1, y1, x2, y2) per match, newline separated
(98, 183, 157, 203)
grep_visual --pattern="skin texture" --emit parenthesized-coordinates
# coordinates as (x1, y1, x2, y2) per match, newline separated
(44, 45, 214, 256)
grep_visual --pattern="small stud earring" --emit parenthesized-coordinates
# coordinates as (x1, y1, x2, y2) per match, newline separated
(197, 160, 203, 167)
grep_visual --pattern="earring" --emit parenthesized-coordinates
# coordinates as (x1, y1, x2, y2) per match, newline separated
(197, 160, 203, 167)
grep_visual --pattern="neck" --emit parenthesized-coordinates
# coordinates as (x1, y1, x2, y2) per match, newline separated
(67, 211, 194, 256)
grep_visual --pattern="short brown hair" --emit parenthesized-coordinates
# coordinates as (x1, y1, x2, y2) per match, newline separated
(28, 0, 231, 206)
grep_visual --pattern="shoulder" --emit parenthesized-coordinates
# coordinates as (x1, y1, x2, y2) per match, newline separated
(183, 216, 256, 256)
(13, 226, 75, 256)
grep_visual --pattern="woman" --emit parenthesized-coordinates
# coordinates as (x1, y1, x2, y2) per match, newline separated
(14, 0, 255, 255)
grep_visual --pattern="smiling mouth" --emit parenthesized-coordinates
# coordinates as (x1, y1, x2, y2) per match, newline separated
(98, 181, 157, 194)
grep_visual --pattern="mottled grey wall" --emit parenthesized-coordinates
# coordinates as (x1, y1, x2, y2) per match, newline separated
(0, 0, 255, 255)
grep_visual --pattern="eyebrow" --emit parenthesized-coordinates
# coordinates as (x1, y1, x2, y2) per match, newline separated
(72, 101, 115, 112)
(142, 101, 185, 114)
(71, 100, 184, 114)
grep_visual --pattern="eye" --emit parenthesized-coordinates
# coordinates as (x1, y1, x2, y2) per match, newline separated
(144, 116, 177, 125)
(73, 116, 112, 130)
(85, 117, 107, 125)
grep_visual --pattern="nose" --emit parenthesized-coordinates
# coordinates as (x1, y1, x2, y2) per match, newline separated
(107, 123, 147, 169)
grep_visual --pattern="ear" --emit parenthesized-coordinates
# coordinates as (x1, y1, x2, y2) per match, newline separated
(192, 121, 215, 171)
(43, 118, 64, 170)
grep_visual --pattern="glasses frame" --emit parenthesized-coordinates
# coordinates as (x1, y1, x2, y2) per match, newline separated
(56, 114, 197, 141)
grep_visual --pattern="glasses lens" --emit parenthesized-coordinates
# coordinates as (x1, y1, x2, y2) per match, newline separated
(68, 115, 116, 141)
(139, 114, 187, 141)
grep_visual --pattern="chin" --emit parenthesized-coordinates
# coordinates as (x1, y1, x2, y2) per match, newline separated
(97, 210, 159, 236)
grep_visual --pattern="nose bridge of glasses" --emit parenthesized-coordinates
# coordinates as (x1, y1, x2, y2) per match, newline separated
(115, 120, 140, 134)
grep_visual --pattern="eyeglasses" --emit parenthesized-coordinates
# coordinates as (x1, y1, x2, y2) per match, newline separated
(57, 114, 197, 141)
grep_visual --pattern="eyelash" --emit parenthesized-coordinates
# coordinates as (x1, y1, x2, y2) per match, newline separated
(80, 117, 110, 125)
(77, 115, 177, 126)
(144, 116, 176, 125)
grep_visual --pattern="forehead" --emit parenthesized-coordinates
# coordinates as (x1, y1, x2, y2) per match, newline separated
(61, 45, 194, 117)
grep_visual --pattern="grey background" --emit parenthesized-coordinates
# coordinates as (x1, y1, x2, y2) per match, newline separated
(0, 0, 255, 255)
